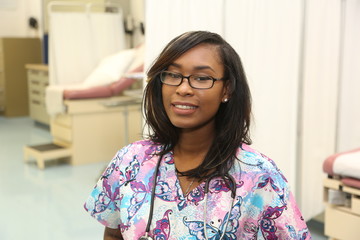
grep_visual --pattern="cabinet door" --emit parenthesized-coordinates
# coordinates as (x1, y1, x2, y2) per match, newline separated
(2, 38, 42, 116)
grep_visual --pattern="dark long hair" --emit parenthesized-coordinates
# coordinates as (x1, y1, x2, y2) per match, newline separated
(143, 31, 252, 179)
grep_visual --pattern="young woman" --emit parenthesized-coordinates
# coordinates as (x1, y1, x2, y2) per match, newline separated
(84, 31, 311, 240)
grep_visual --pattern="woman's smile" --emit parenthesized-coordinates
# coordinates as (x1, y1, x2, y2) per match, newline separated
(171, 102, 198, 115)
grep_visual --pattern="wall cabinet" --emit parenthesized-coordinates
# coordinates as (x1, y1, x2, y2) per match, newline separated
(0, 38, 42, 117)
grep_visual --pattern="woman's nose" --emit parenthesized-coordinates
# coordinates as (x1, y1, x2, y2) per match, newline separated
(176, 78, 194, 96)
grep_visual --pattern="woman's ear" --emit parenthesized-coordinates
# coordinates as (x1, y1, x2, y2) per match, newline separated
(222, 82, 230, 103)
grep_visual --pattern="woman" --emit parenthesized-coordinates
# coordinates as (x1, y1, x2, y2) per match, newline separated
(84, 31, 311, 240)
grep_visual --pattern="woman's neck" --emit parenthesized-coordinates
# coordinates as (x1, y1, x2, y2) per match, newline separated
(174, 126, 215, 171)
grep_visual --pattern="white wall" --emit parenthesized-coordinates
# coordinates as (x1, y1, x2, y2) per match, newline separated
(0, 0, 42, 38)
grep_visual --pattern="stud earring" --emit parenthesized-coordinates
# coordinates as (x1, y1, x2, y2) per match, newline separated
(223, 98, 228, 103)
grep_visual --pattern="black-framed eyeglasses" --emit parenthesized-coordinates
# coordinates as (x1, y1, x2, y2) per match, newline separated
(159, 71, 224, 89)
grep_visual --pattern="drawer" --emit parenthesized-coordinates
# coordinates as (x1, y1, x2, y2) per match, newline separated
(28, 69, 48, 85)
(29, 99, 50, 124)
(29, 88, 43, 100)
(28, 86, 46, 102)
(28, 78, 44, 92)
(51, 122, 72, 142)
(325, 205, 360, 240)
(353, 195, 360, 215)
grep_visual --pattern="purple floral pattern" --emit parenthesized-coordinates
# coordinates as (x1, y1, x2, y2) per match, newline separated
(84, 140, 311, 239)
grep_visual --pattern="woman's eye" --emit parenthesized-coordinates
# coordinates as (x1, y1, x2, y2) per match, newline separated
(168, 73, 181, 79)
(193, 76, 211, 81)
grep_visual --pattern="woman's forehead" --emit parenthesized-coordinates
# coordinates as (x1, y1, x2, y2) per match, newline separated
(169, 44, 223, 73)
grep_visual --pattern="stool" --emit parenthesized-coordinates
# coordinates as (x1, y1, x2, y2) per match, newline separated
(23, 143, 72, 169)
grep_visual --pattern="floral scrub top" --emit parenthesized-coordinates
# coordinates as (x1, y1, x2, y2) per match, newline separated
(84, 140, 311, 239)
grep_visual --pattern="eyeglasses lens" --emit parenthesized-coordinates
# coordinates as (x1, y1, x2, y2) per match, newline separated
(160, 71, 214, 89)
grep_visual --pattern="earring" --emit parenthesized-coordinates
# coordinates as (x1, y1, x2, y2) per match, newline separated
(223, 98, 228, 103)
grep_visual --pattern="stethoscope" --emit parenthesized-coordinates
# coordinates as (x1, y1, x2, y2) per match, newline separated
(139, 155, 237, 240)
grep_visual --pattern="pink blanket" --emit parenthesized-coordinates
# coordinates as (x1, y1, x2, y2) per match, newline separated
(323, 148, 360, 189)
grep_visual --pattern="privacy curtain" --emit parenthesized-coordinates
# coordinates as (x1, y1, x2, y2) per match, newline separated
(299, 0, 341, 220)
(144, 0, 224, 71)
(337, 0, 360, 152)
(145, 0, 347, 220)
(48, 9, 125, 86)
(145, 0, 302, 206)
(224, 0, 303, 197)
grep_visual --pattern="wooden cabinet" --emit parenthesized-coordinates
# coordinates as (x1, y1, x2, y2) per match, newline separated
(24, 96, 143, 169)
(0, 38, 42, 117)
(52, 96, 143, 165)
(26, 64, 50, 125)
(323, 177, 360, 240)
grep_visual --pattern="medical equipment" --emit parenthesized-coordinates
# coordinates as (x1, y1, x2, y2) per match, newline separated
(139, 155, 237, 240)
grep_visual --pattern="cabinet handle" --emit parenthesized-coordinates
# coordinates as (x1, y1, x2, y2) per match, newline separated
(31, 90, 40, 95)
(32, 100, 41, 105)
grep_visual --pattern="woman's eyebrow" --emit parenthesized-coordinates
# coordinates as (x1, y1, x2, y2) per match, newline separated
(169, 63, 215, 72)
(194, 66, 215, 72)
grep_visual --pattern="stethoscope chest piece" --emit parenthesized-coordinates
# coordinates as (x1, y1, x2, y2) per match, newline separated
(139, 236, 153, 240)
(139, 231, 153, 240)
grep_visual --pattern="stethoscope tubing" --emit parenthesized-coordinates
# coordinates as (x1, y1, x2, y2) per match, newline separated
(144, 155, 163, 235)
(140, 156, 237, 240)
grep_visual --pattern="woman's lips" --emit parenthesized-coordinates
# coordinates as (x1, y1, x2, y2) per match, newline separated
(171, 103, 198, 114)
(173, 104, 196, 110)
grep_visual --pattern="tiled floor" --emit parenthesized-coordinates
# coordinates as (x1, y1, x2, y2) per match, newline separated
(0, 116, 328, 240)
(0, 117, 106, 240)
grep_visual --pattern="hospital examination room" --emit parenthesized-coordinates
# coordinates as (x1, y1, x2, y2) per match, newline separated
(1, 0, 360, 239)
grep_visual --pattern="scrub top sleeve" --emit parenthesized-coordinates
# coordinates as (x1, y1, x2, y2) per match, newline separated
(84, 150, 124, 229)
(257, 175, 312, 239)
(279, 192, 312, 239)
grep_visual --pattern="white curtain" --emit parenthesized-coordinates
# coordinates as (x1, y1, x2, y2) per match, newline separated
(144, 0, 224, 71)
(89, 12, 126, 61)
(146, 0, 302, 198)
(225, 0, 303, 193)
(49, 10, 125, 86)
(144, 0, 352, 221)
(299, 0, 341, 220)
(49, 12, 95, 86)
(337, 0, 360, 152)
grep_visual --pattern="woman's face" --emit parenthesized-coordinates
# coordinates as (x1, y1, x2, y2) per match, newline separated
(162, 43, 228, 132)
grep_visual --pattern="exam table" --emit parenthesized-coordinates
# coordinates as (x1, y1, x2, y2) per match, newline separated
(322, 148, 360, 240)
